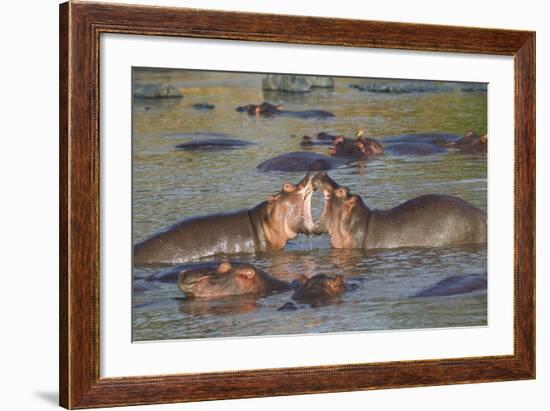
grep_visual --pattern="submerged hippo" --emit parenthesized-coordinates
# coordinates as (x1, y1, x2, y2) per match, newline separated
(236, 101, 335, 120)
(134, 174, 315, 265)
(412, 274, 487, 298)
(177, 261, 291, 298)
(328, 131, 385, 160)
(257, 151, 346, 172)
(191, 102, 215, 110)
(384, 142, 448, 156)
(447, 131, 487, 154)
(278, 273, 356, 309)
(311, 172, 487, 249)
(383, 133, 461, 145)
(300, 132, 340, 147)
(174, 138, 254, 151)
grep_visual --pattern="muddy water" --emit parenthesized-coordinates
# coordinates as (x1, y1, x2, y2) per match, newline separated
(132, 69, 487, 341)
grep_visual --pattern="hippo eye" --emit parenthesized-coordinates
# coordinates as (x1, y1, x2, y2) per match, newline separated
(283, 183, 295, 193)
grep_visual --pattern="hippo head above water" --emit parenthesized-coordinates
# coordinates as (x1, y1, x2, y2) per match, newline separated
(292, 273, 348, 302)
(328, 130, 384, 160)
(235, 101, 283, 116)
(310, 172, 369, 248)
(177, 261, 290, 298)
(262, 173, 316, 248)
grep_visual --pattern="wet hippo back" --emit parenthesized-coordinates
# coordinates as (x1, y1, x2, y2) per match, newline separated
(384, 142, 447, 156)
(412, 274, 487, 297)
(365, 195, 487, 249)
(257, 152, 346, 172)
(134, 209, 262, 265)
(279, 110, 335, 120)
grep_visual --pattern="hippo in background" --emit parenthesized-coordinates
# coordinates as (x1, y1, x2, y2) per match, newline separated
(384, 142, 448, 156)
(311, 172, 487, 249)
(236, 101, 335, 120)
(174, 138, 254, 151)
(328, 130, 385, 160)
(435, 131, 487, 154)
(411, 273, 487, 298)
(191, 102, 215, 110)
(300, 132, 340, 147)
(257, 152, 347, 172)
(134, 174, 316, 265)
(177, 261, 291, 298)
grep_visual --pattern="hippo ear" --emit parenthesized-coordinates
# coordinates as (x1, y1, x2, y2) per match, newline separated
(238, 267, 256, 279)
(276, 104, 283, 110)
(334, 136, 345, 145)
(282, 183, 296, 193)
(216, 261, 232, 274)
(267, 193, 280, 203)
(335, 187, 348, 198)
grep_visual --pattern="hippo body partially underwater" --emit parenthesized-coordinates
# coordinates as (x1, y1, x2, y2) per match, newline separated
(236, 102, 335, 120)
(412, 274, 487, 298)
(257, 151, 346, 172)
(176, 261, 291, 298)
(134, 175, 315, 265)
(278, 274, 357, 309)
(312, 172, 487, 250)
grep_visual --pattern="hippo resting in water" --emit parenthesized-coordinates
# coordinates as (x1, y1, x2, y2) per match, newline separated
(257, 151, 347, 172)
(300, 132, 339, 147)
(278, 274, 357, 309)
(434, 131, 487, 154)
(177, 261, 291, 298)
(236, 101, 335, 120)
(174, 138, 254, 151)
(411, 273, 487, 298)
(134, 174, 315, 265)
(328, 130, 385, 160)
(311, 172, 487, 249)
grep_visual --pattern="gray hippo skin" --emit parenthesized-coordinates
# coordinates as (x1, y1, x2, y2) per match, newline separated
(257, 152, 347, 172)
(312, 172, 487, 249)
(412, 274, 487, 297)
(384, 142, 448, 156)
(134, 174, 315, 265)
(236, 102, 335, 120)
(174, 138, 254, 151)
(177, 261, 291, 298)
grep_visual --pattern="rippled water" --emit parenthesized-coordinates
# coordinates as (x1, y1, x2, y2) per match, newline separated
(132, 68, 487, 341)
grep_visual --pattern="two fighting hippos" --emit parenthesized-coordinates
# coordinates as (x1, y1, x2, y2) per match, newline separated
(134, 172, 486, 265)
(134, 172, 486, 302)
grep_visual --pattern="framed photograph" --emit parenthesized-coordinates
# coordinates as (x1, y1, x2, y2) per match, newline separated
(59, 1, 535, 409)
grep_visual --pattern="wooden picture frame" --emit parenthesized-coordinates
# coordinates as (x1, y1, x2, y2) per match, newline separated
(59, 1, 535, 408)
